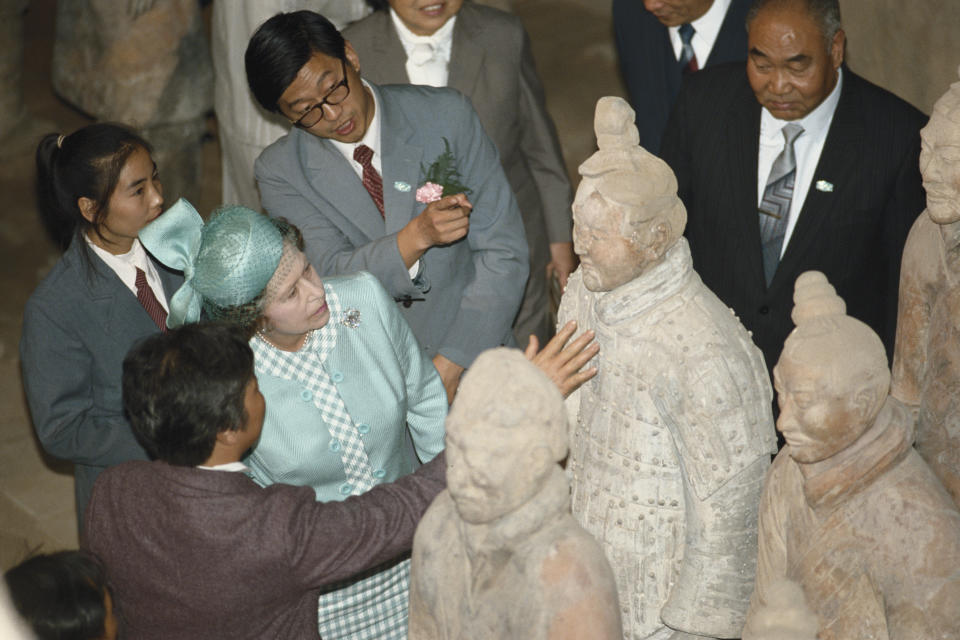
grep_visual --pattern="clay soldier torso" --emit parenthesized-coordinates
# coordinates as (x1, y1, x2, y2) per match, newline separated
(750, 400, 960, 640)
(408, 475, 620, 640)
(561, 239, 776, 639)
(892, 214, 960, 504)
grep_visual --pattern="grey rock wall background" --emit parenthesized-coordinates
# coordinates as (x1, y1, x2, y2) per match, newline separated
(840, 0, 960, 114)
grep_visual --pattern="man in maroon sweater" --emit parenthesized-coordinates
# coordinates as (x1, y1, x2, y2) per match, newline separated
(83, 323, 446, 639)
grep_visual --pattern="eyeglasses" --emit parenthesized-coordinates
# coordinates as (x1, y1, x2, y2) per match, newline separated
(291, 59, 351, 129)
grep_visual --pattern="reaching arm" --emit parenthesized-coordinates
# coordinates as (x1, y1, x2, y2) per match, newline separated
(290, 451, 447, 589)
(524, 320, 598, 398)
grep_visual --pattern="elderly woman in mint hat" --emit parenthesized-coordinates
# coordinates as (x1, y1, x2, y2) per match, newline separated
(139, 200, 599, 639)
(140, 199, 445, 639)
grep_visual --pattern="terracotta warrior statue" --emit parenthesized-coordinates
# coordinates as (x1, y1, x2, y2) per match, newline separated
(744, 271, 960, 640)
(408, 348, 621, 640)
(558, 96, 777, 640)
(891, 66, 960, 506)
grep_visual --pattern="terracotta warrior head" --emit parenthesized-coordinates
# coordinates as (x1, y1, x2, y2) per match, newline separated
(573, 96, 687, 292)
(444, 348, 567, 525)
(920, 65, 960, 226)
(773, 271, 890, 464)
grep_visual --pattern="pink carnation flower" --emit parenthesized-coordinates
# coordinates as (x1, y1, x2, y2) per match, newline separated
(416, 181, 444, 204)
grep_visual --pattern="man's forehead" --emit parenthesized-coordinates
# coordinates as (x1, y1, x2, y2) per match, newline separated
(748, 4, 823, 50)
(281, 52, 340, 102)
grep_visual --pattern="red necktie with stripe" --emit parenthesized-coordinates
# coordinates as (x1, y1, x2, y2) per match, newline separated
(135, 267, 168, 331)
(353, 144, 385, 219)
(353, 144, 386, 219)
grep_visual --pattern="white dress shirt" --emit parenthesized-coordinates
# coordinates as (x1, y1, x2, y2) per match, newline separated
(757, 68, 844, 254)
(329, 82, 420, 279)
(86, 236, 170, 312)
(390, 8, 457, 87)
(668, 0, 732, 65)
(197, 461, 250, 472)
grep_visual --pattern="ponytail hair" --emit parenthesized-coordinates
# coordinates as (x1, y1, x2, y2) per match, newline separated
(35, 123, 151, 250)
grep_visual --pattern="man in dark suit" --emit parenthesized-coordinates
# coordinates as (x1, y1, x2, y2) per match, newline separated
(661, 0, 926, 379)
(613, 0, 751, 155)
(345, 0, 576, 347)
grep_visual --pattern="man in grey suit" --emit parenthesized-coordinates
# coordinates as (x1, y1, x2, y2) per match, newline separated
(246, 10, 528, 401)
(344, 0, 576, 347)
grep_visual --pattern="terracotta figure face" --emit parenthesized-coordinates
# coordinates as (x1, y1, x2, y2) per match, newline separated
(773, 351, 873, 463)
(643, 0, 713, 27)
(573, 178, 658, 292)
(387, 0, 464, 35)
(261, 250, 331, 342)
(445, 409, 545, 524)
(920, 98, 960, 225)
(277, 44, 374, 144)
(83, 146, 163, 255)
(746, 2, 844, 121)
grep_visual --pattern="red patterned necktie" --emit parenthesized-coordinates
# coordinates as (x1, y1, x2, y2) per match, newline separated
(135, 267, 168, 332)
(353, 144, 385, 219)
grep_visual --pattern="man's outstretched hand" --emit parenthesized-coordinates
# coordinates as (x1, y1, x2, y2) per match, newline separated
(524, 320, 598, 398)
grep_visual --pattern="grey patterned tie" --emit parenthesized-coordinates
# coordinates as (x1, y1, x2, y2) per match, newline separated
(759, 123, 804, 285)
(678, 23, 698, 73)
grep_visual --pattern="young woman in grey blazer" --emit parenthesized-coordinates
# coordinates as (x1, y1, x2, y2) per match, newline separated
(20, 123, 182, 531)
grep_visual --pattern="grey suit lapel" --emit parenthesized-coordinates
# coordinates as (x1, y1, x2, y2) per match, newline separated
(378, 85, 424, 235)
(361, 11, 409, 82)
(772, 72, 860, 293)
(68, 241, 160, 337)
(447, 7, 484, 98)
(301, 129, 386, 242)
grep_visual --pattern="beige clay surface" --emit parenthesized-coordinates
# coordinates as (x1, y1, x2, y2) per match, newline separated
(559, 96, 777, 640)
(746, 271, 960, 640)
(408, 348, 621, 640)
(891, 67, 960, 507)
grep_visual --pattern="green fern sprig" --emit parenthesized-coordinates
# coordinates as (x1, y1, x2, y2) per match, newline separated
(421, 137, 472, 196)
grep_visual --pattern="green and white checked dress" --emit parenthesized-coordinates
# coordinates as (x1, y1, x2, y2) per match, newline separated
(246, 277, 446, 639)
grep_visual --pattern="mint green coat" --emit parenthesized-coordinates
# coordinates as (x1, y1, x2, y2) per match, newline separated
(244, 271, 446, 503)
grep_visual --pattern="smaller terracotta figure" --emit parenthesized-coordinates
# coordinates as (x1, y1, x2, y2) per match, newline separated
(891, 65, 960, 506)
(745, 271, 960, 640)
(407, 348, 621, 640)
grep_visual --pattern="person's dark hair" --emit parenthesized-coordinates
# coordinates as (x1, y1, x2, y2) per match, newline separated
(245, 10, 347, 113)
(35, 123, 152, 251)
(4, 550, 114, 640)
(746, 0, 842, 47)
(122, 323, 255, 466)
(365, 0, 389, 10)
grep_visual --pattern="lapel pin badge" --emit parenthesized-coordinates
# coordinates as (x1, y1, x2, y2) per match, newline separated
(341, 308, 362, 329)
(393, 181, 411, 192)
(815, 180, 834, 193)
